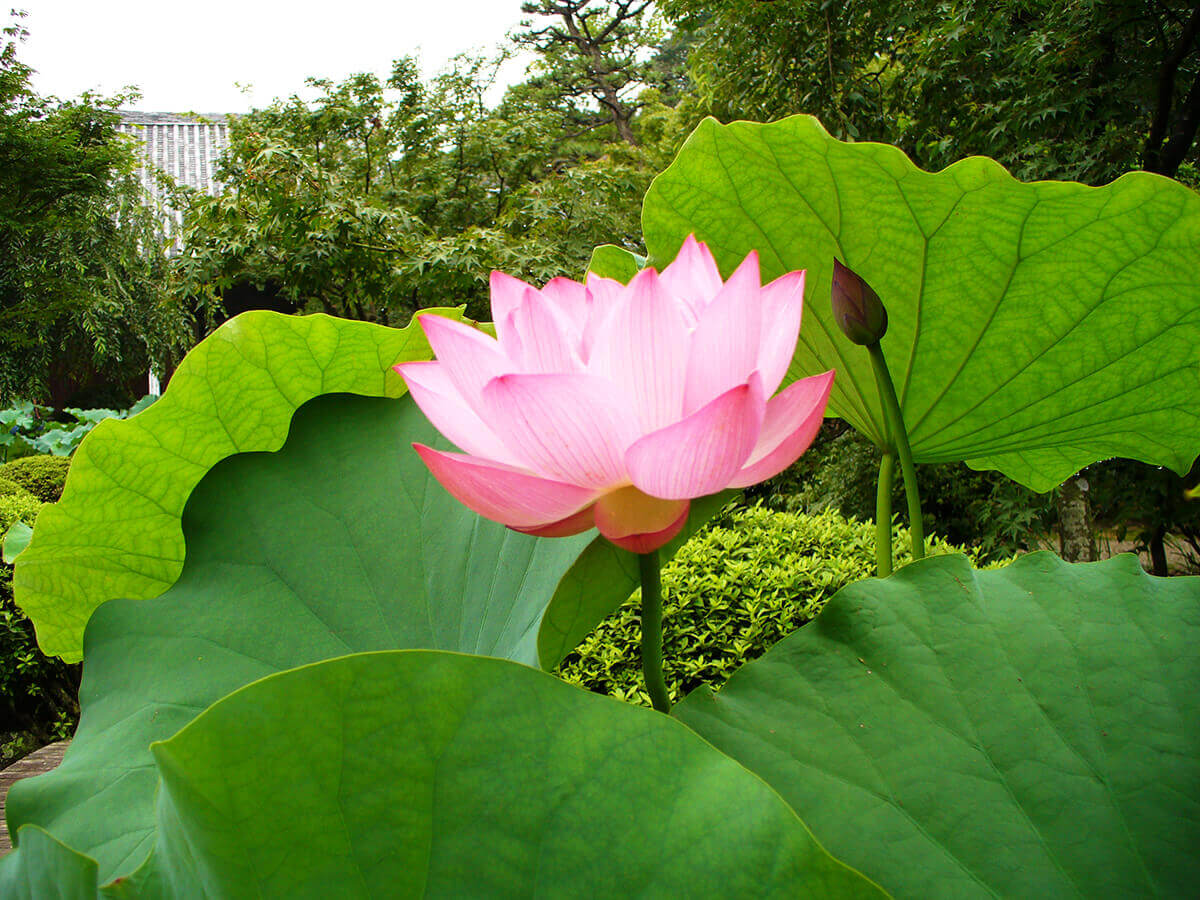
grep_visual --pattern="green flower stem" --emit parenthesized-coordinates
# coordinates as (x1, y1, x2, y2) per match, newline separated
(637, 549, 671, 714)
(868, 341, 926, 560)
(876, 451, 895, 577)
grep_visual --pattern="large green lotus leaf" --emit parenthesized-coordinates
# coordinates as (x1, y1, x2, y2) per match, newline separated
(674, 552, 1200, 898)
(0, 825, 98, 900)
(4, 393, 625, 884)
(3, 653, 885, 898)
(642, 115, 1200, 491)
(14, 309, 467, 662)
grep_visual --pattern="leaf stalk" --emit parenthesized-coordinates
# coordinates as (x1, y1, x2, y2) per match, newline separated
(876, 451, 895, 576)
(868, 341, 925, 561)
(637, 549, 671, 714)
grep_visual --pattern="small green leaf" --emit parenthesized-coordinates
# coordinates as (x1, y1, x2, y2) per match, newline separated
(3, 520, 33, 563)
(587, 243, 644, 283)
(675, 552, 1200, 898)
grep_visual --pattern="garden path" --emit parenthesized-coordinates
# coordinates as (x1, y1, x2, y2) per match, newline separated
(0, 740, 67, 855)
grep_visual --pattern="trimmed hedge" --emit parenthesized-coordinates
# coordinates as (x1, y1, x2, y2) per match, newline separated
(0, 454, 71, 502)
(749, 422, 1056, 563)
(558, 505, 1007, 707)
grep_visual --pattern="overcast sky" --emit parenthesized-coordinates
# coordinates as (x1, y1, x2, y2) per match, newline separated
(15, 1, 536, 112)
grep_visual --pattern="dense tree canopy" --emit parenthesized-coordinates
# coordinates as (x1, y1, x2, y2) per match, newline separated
(172, 27, 671, 324)
(11, 1, 1200, 397)
(662, 0, 1200, 185)
(0, 13, 190, 406)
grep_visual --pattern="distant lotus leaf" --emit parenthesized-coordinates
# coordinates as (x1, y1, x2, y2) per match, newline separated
(3, 394, 619, 884)
(3, 520, 33, 563)
(587, 243, 645, 282)
(642, 115, 1200, 490)
(675, 552, 1200, 898)
(14, 309, 469, 662)
(2, 652, 886, 897)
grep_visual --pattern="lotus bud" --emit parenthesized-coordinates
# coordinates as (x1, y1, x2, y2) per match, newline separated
(831, 259, 888, 345)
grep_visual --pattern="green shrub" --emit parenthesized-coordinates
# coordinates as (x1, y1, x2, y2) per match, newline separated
(0, 454, 71, 502)
(0, 476, 34, 501)
(750, 422, 1056, 563)
(0, 484, 79, 767)
(0, 489, 43, 533)
(558, 506, 1007, 707)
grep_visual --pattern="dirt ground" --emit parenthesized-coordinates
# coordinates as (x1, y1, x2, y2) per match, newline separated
(1036, 531, 1198, 576)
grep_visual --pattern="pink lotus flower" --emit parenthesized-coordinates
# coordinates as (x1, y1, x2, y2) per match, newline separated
(396, 236, 834, 553)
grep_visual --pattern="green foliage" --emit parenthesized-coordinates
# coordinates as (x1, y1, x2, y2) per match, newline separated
(643, 115, 1200, 492)
(0, 455, 70, 503)
(559, 506, 997, 706)
(0, 476, 31, 500)
(662, 0, 1200, 183)
(2, 391, 659, 884)
(2, 519, 31, 563)
(0, 397, 158, 460)
(1089, 456, 1200, 575)
(753, 422, 1056, 563)
(172, 49, 663, 326)
(0, 489, 77, 769)
(676, 553, 1200, 898)
(3, 654, 883, 898)
(0, 488, 41, 532)
(514, 1, 669, 147)
(32, 652, 888, 897)
(12, 310, 466, 662)
(0, 14, 192, 405)
(0, 401, 45, 458)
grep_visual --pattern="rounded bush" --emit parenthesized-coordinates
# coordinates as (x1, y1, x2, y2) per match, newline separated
(0, 454, 70, 503)
(558, 505, 1003, 706)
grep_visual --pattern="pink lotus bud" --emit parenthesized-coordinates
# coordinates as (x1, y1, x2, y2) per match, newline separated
(396, 235, 834, 553)
(831, 259, 888, 345)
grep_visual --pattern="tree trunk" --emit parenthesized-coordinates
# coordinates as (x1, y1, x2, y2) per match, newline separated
(1057, 475, 1096, 563)
(1142, 4, 1200, 175)
(1149, 523, 1169, 577)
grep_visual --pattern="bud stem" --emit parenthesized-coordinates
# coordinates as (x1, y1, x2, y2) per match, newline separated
(638, 549, 671, 714)
(876, 451, 895, 576)
(867, 341, 926, 561)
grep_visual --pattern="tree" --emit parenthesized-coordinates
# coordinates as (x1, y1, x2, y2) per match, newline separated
(514, 1, 663, 145)
(0, 13, 189, 406)
(173, 44, 670, 325)
(662, 0, 1200, 185)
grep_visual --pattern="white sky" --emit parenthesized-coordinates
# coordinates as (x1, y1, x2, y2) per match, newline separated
(15, 1, 537, 112)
